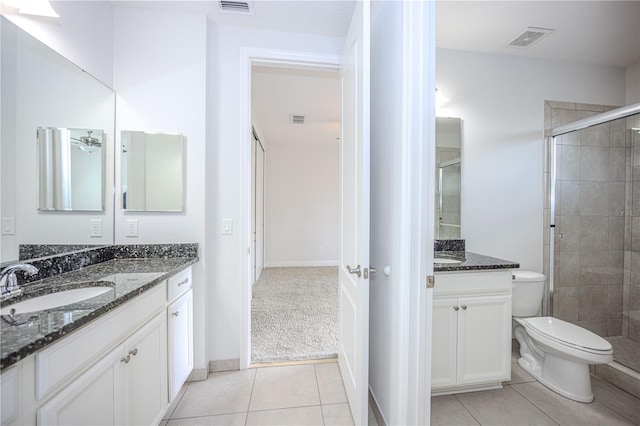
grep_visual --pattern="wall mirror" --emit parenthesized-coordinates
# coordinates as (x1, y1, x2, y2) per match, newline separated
(435, 117, 462, 239)
(1, 17, 115, 263)
(121, 131, 184, 212)
(37, 127, 105, 211)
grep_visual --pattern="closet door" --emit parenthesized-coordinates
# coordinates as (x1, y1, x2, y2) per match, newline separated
(251, 133, 257, 284)
(255, 142, 265, 280)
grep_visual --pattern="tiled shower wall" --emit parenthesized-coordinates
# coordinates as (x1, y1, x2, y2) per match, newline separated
(543, 101, 640, 342)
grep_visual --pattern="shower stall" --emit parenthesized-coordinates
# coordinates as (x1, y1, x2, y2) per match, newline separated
(544, 101, 640, 387)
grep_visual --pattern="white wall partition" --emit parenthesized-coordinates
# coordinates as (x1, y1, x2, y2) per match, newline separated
(113, 6, 208, 374)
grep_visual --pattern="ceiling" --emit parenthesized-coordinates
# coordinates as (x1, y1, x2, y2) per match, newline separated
(247, 1, 638, 147)
(132, 1, 638, 146)
(252, 66, 340, 146)
(437, 1, 640, 68)
(111, 0, 355, 38)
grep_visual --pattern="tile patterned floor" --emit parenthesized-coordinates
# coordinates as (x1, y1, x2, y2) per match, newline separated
(161, 361, 356, 426)
(161, 354, 640, 425)
(431, 351, 640, 426)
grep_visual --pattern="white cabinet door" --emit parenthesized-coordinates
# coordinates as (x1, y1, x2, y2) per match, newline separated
(168, 289, 193, 401)
(37, 345, 125, 426)
(457, 295, 511, 385)
(125, 312, 167, 426)
(431, 298, 458, 389)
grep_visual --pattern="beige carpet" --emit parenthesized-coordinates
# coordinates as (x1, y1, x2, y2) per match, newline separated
(251, 267, 339, 364)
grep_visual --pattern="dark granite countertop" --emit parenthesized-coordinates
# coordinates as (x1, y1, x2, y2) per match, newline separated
(1, 257, 197, 370)
(434, 251, 519, 272)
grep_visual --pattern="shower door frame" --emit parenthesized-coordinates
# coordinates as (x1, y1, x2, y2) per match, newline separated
(547, 101, 640, 316)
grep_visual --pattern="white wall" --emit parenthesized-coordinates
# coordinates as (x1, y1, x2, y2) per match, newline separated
(437, 48, 627, 271)
(206, 24, 343, 362)
(113, 5, 208, 372)
(264, 143, 339, 267)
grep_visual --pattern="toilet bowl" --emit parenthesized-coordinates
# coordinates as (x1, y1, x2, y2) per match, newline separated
(512, 271, 613, 403)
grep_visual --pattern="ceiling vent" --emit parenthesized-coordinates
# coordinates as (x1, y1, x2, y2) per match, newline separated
(218, 1, 254, 15)
(290, 114, 305, 124)
(505, 27, 554, 48)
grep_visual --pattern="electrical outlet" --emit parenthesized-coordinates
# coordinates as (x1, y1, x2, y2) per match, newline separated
(126, 219, 139, 237)
(89, 219, 103, 237)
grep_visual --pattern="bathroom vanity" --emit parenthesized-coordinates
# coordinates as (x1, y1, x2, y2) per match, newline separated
(432, 250, 518, 395)
(0, 245, 197, 426)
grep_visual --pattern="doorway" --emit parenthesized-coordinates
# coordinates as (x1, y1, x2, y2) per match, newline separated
(249, 64, 341, 365)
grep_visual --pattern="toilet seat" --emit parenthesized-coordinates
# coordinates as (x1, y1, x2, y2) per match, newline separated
(521, 317, 612, 355)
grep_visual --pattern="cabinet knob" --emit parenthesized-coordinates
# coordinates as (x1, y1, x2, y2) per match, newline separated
(178, 278, 189, 286)
(120, 355, 130, 364)
(453, 306, 459, 311)
(129, 348, 138, 356)
(461, 305, 467, 310)
(172, 311, 179, 317)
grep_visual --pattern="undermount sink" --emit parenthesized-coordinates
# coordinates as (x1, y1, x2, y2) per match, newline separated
(434, 258, 464, 264)
(1, 285, 113, 316)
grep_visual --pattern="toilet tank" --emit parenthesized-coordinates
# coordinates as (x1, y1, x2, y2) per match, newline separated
(512, 270, 546, 317)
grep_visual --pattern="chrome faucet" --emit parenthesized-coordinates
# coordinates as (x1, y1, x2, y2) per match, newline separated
(0, 264, 39, 300)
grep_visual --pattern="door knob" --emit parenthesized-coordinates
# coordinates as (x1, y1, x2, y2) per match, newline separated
(346, 265, 361, 277)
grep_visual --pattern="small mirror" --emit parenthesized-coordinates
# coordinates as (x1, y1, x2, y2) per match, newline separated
(121, 131, 184, 212)
(435, 117, 462, 239)
(37, 127, 105, 211)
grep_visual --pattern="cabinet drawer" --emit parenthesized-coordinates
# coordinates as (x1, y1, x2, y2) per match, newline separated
(434, 270, 511, 296)
(167, 267, 192, 302)
(35, 283, 166, 401)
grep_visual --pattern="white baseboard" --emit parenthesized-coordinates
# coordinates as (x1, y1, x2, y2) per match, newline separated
(369, 387, 387, 426)
(209, 358, 240, 373)
(264, 260, 339, 268)
(187, 368, 208, 382)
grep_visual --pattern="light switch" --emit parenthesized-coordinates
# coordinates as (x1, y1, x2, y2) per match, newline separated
(222, 218, 233, 235)
(1, 217, 15, 235)
(89, 219, 103, 237)
(126, 219, 139, 237)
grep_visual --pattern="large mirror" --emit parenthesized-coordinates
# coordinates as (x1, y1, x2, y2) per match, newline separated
(121, 131, 184, 212)
(1, 17, 115, 263)
(37, 127, 105, 211)
(435, 117, 462, 239)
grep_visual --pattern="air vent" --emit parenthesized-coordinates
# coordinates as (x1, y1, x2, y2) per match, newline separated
(505, 27, 554, 48)
(290, 114, 305, 124)
(218, 1, 254, 15)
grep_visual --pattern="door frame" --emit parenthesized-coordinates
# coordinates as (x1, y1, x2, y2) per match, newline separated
(239, 48, 340, 369)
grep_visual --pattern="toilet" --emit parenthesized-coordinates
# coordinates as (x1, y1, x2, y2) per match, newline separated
(511, 270, 613, 403)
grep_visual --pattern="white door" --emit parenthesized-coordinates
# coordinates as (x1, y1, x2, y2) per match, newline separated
(338, 1, 370, 425)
